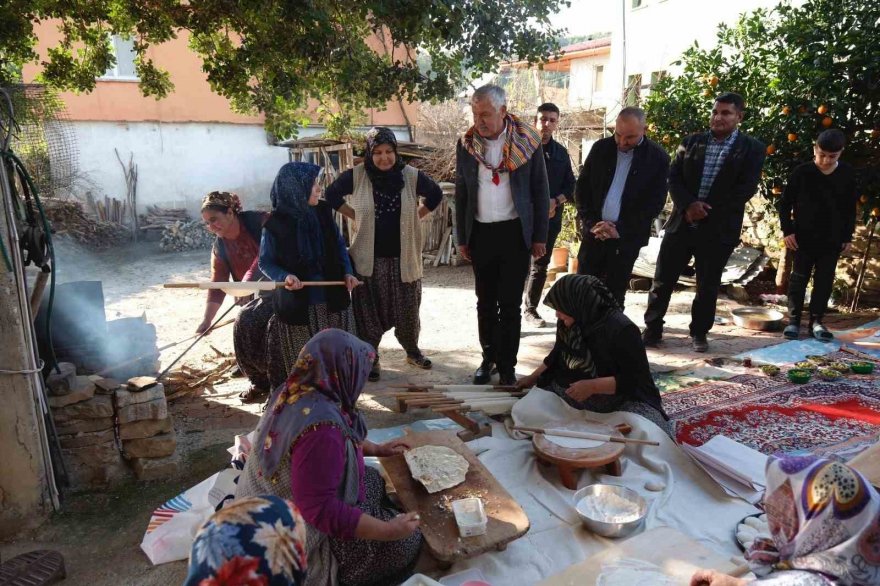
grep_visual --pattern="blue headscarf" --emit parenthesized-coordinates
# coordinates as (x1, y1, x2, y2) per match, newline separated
(269, 162, 324, 268)
(185, 495, 307, 586)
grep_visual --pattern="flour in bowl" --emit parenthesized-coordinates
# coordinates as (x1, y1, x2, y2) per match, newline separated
(577, 491, 642, 523)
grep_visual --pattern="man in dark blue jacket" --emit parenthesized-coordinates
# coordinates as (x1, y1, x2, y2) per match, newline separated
(523, 103, 576, 327)
(643, 92, 765, 352)
(456, 84, 550, 385)
(575, 107, 670, 307)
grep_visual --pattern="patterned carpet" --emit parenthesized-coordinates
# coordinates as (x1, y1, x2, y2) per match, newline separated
(665, 353, 880, 460)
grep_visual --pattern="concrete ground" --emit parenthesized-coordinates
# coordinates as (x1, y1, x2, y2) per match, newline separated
(1, 239, 874, 585)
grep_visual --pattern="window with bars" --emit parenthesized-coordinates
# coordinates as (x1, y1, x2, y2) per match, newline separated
(101, 35, 138, 80)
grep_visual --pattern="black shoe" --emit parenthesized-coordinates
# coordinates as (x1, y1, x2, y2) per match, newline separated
(368, 359, 380, 382)
(642, 327, 662, 347)
(473, 361, 496, 384)
(498, 370, 517, 386)
(692, 334, 709, 353)
(523, 308, 546, 327)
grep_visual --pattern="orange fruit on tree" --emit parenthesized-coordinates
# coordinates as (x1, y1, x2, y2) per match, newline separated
(798, 105, 808, 114)
(702, 89, 713, 98)
(822, 116, 833, 128)
(781, 106, 791, 116)
(766, 144, 776, 155)
(708, 75, 719, 87)
(872, 207, 880, 218)
(787, 132, 798, 142)
(860, 195, 868, 203)
(817, 104, 828, 115)
(772, 186, 783, 195)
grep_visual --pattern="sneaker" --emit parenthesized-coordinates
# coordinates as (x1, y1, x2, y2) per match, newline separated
(523, 308, 546, 327)
(642, 327, 662, 347)
(473, 360, 496, 384)
(692, 334, 709, 353)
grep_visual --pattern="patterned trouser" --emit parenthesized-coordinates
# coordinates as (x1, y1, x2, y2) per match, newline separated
(232, 296, 273, 391)
(329, 466, 423, 586)
(353, 257, 422, 357)
(265, 304, 356, 389)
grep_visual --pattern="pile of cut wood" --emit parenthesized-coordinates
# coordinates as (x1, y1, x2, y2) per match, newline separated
(159, 219, 214, 252)
(138, 205, 189, 235)
(42, 197, 130, 249)
(162, 357, 237, 402)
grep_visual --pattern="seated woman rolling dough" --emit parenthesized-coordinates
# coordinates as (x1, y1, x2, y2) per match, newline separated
(235, 329, 422, 586)
(516, 274, 671, 436)
(690, 455, 880, 585)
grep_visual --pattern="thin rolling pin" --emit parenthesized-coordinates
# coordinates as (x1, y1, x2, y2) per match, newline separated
(389, 384, 519, 391)
(514, 426, 660, 447)
(164, 281, 345, 289)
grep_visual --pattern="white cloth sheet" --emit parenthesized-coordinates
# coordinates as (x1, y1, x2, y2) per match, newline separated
(438, 389, 759, 585)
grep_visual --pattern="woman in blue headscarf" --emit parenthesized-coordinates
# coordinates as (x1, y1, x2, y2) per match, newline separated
(260, 162, 360, 389)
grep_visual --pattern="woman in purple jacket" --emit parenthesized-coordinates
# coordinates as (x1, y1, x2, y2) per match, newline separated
(235, 329, 422, 586)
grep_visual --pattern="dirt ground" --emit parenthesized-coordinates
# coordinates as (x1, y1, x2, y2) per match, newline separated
(1, 239, 875, 585)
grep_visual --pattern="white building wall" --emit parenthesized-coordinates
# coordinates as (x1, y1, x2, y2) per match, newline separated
(568, 54, 613, 111)
(67, 122, 409, 217)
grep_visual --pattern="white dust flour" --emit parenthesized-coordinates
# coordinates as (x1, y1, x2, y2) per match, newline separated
(577, 491, 641, 523)
(596, 559, 678, 586)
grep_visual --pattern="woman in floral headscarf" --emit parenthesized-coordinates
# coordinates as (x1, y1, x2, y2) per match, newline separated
(259, 163, 361, 389)
(184, 495, 307, 586)
(199, 191, 272, 402)
(325, 127, 443, 381)
(235, 329, 422, 586)
(690, 455, 880, 585)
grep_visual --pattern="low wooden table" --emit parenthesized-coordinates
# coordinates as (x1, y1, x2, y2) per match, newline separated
(532, 420, 629, 490)
(379, 429, 530, 564)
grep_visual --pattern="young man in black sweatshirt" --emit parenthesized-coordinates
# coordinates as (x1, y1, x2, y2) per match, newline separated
(777, 129, 858, 341)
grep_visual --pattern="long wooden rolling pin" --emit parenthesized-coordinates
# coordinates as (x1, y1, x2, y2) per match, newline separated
(514, 426, 660, 447)
(390, 384, 519, 392)
(164, 281, 345, 289)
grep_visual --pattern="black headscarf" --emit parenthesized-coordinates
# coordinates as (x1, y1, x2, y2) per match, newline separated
(364, 126, 405, 196)
(543, 274, 623, 378)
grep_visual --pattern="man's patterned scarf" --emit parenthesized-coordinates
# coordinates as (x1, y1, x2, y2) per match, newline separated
(463, 113, 541, 184)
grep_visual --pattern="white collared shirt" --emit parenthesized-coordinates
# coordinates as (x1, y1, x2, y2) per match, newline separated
(475, 132, 519, 223)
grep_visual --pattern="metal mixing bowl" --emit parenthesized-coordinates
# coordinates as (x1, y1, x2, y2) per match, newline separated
(731, 307, 785, 331)
(573, 484, 647, 538)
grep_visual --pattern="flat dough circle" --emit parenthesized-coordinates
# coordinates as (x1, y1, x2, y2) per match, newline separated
(543, 431, 604, 449)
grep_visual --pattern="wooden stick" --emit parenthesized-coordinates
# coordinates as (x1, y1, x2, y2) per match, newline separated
(164, 281, 345, 289)
(841, 345, 878, 361)
(513, 426, 660, 447)
(389, 384, 519, 391)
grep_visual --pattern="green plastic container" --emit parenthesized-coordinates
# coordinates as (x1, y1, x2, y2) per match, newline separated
(787, 368, 812, 384)
(850, 361, 875, 375)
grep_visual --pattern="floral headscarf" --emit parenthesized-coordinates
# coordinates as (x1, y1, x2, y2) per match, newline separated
(201, 191, 243, 214)
(746, 455, 880, 584)
(269, 162, 325, 271)
(184, 495, 307, 586)
(364, 126, 405, 195)
(255, 329, 375, 477)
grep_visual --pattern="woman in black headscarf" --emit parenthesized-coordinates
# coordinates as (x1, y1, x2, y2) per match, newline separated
(325, 127, 444, 381)
(516, 274, 671, 436)
(259, 162, 360, 389)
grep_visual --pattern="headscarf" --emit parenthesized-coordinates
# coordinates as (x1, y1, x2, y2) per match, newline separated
(255, 329, 375, 477)
(542, 274, 623, 378)
(201, 191, 243, 214)
(746, 455, 880, 585)
(184, 495, 307, 586)
(462, 113, 541, 178)
(269, 162, 325, 270)
(364, 126, 405, 196)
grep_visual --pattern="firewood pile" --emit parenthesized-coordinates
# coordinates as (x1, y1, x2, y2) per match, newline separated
(162, 357, 237, 402)
(42, 197, 131, 249)
(410, 145, 456, 183)
(159, 219, 214, 252)
(139, 205, 189, 234)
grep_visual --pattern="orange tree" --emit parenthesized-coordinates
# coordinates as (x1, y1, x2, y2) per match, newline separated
(644, 0, 880, 255)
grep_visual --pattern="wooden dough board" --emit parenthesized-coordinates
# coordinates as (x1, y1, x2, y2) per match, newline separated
(378, 429, 530, 563)
(849, 441, 880, 488)
(537, 526, 740, 585)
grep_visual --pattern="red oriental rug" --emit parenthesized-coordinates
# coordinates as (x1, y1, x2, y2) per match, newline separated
(665, 355, 880, 460)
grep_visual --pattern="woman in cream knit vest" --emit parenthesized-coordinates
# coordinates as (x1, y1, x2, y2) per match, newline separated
(325, 127, 443, 381)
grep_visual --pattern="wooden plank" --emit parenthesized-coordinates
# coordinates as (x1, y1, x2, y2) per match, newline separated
(538, 526, 741, 586)
(379, 430, 530, 563)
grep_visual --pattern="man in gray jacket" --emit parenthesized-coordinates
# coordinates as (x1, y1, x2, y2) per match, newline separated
(456, 84, 550, 385)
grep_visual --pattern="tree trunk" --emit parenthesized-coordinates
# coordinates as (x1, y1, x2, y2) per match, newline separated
(0, 170, 53, 537)
(775, 247, 793, 294)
